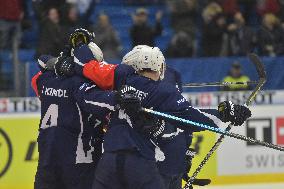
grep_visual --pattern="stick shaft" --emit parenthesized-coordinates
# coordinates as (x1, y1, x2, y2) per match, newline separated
(184, 125, 232, 188)
(184, 53, 267, 189)
(183, 81, 258, 88)
(142, 108, 284, 152)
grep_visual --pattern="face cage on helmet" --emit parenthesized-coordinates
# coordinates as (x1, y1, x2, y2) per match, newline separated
(70, 32, 88, 47)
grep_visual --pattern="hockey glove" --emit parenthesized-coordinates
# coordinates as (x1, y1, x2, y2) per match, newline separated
(54, 56, 75, 77)
(69, 28, 95, 48)
(218, 101, 251, 126)
(138, 113, 166, 138)
(116, 86, 142, 117)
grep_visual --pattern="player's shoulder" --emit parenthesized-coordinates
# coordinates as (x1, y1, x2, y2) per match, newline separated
(70, 75, 99, 92)
(114, 64, 136, 88)
(157, 80, 179, 95)
(116, 64, 135, 75)
(37, 70, 56, 83)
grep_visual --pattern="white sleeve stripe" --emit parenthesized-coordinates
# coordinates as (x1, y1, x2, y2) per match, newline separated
(38, 59, 46, 69)
(162, 128, 184, 138)
(189, 106, 223, 127)
(74, 56, 84, 66)
(200, 111, 223, 127)
(84, 100, 115, 111)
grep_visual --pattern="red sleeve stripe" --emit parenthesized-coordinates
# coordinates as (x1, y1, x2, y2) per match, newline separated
(31, 71, 42, 96)
(83, 60, 118, 90)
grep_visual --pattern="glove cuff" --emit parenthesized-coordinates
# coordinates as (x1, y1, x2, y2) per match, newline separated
(218, 101, 232, 123)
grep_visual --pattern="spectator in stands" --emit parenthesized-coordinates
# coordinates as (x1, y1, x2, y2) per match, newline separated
(222, 62, 251, 91)
(219, 0, 239, 19)
(0, 0, 25, 49)
(35, 7, 65, 58)
(165, 31, 193, 58)
(0, 0, 28, 91)
(227, 12, 256, 56)
(62, 0, 97, 38)
(130, 8, 163, 47)
(257, 13, 284, 56)
(90, 13, 122, 60)
(32, 0, 66, 23)
(167, 0, 198, 43)
(238, 0, 256, 23)
(256, 0, 280, 16)
(64, 4, 79, 27)
(66, 0, 97, 28)
(202, 1, 223, 24)
(62, 4, 80, 39)
(277, 0, 284, 29)
(202, 13, 227, 57)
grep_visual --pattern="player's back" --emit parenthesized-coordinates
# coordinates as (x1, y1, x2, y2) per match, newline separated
(104, 74, 183, 161)
(36, 71, 95, 165)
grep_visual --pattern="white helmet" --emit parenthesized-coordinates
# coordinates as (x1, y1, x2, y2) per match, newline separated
(122, 45, 166, 80)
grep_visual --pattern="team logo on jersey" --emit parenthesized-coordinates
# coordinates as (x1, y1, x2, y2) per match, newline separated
(177, 97, 186, 104)
(121, 85, 148, 100)
(79, 83, 97, 92)
(0, 128, 12, 179)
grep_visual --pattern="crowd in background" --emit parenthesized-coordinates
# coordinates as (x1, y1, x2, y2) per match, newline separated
(1, 0, 284, 59)
(2, 0, 282, 93)
(167, 0, 284, 57)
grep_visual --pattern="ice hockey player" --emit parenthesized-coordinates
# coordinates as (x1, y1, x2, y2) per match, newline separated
(55, 44, 251, 189)
(157, 66, 211, 189)
(32, 52, 141, 189)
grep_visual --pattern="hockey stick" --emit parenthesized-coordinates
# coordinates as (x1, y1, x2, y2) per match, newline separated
(142, 108, 284, 152)
(182, 53, 267, 189)
(183, 81, 258, 88)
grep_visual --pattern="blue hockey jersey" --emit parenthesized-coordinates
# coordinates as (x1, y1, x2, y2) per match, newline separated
(103, 73, 222, 161)
(32, 57, 116, 166)
(71, 44, 224, 162)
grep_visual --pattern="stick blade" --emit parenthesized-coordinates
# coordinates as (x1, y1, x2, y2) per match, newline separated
(248, 53, 267, 80)
(192, 178, 211, 186)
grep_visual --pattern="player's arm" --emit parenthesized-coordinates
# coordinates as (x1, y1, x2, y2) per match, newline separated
(31, 55, 57, 97)
(51, 44, 135, 90)
(158, 85, 251, 131)
(73, 82, 117, 117)
(31, 71, 42, 97)
(73, 83, 141, 120)
(72, 44, 135, 90)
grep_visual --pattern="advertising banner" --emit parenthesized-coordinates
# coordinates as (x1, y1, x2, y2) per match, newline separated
(1, 90, 284, 114)
(0, 114, 39, 189)
(1, 99, 284, 188)
(0, 98, 40, 113)
(217, 105, 284, 176)
(182, 90, 284, 107)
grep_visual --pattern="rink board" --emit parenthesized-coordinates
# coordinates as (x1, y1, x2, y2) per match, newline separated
(0, 114, 39, 189)
(0, 105, 284, 189)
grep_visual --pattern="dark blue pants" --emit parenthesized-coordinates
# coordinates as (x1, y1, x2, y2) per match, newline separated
(92, 151, 165, 189)
(34, 163, 95, 189)
(161, 173, 183, 189)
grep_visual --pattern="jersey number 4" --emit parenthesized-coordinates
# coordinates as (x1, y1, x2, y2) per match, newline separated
(41, 104, 58, 129)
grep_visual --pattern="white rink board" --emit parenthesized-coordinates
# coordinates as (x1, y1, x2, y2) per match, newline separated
(217, 105, 284, 175)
